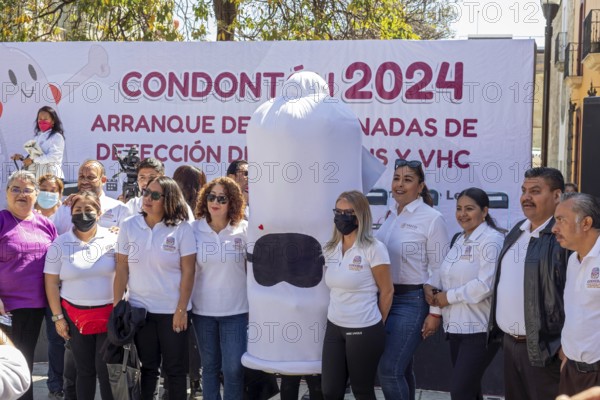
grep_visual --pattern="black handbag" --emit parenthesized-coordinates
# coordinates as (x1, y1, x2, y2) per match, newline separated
(107, 344, 142, 400)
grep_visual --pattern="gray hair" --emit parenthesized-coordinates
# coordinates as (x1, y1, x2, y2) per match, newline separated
(560, 192, 600, 229)
(7, 170, 38, 191)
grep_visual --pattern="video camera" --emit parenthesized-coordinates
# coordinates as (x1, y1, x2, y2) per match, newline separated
(113, 145, 140, 201)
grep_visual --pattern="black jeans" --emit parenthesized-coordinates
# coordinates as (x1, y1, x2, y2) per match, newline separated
(322, 320, 385, 400)
(280, 374, 323, 400)
(45, 308, 65, 393)
(5, 307, 45, 400)
(64, 310, 113, 400)
(135, 312, 189, 400)
(448, 332, 499, 400)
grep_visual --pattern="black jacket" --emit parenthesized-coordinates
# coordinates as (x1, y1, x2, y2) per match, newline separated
(101, 300, 146, 364)
(488, 218, 569, 367)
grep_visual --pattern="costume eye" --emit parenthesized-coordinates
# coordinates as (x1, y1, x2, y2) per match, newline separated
(8, 69, 17, 85)
(28, 64, 37, 81)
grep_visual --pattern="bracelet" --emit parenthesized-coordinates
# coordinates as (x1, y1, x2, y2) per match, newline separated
(428, 313, 441, 319)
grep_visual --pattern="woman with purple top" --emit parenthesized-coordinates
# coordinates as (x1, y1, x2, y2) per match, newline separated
(0, 170, 58, 400)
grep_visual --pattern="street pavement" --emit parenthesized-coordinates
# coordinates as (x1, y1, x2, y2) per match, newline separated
(32, 362, 504, 399)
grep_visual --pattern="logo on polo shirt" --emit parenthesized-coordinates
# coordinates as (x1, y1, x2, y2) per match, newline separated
(162, 237, 177, 252)
(401, 223, 418, 230)
(348, 255, 363, 271)
(234, 237, 243, 250)
(587, 267, 600, 288)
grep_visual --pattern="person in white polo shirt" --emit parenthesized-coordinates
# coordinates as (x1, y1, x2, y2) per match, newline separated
(552, 192, 600, 396)
(44, 191, 116, 400)
(321, 190, 393, 399)
(113, 176, 196, 400)
(191, 176, 247, 400)
(53, 160, 129, 234)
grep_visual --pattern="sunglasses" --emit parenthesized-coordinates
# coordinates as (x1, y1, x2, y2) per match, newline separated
(207, 194, 229, 204)
(9, 186, 36, 195)
(333, 208, 355, 216)
(142, 189, 164, 201)
(394, 159, 422, 169)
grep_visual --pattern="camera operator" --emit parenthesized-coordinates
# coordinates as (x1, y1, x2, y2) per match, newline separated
(123, 158, 195, 221)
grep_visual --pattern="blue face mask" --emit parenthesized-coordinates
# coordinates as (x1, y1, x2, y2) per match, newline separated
(37, 191, 60, 209)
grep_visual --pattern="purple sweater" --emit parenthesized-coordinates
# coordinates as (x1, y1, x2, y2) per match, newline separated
(0, 210, 57, 311)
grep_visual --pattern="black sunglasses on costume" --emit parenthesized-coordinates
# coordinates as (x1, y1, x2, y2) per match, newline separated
(394, 159, 422, 169)
(207, 194, 229, 204)
(142, 189, 164, 201)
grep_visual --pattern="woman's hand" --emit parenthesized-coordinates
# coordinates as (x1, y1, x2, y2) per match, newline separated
(557, 387, 600, 400)
(434, 291, 450, 308)
(0, 299, 5, 316)
(421, 314, 441, 339)
(55, 319, 70, 340)
(10, 154, 23, 161)
(172, 310, 188, 333)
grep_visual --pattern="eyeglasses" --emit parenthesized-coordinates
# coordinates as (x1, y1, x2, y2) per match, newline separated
(9, 186, 36, 195)
(207, 194, 229, 204)
(394, 159, 422, 170)
(142, 189, 164, 201)
(333, 208, 355, 216)
(236, 170, 248, 177)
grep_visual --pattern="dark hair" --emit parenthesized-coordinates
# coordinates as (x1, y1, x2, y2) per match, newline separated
(560, 192, 600, 229)
(34, 106, 64, 138)
(38, 174, 64, 195)
(137, 158, 165, 175)
(71, 191, 102, 215)
(142, 176, 189, 226)
(395, 161, 434, 207)
(196, 177, 245, 226)
(565, 182, 578, 192)
(524, 167, 565, 192)
(457, 187, 502, 232)
(173, 165, 207, 211)
(226, 160, 248, 176)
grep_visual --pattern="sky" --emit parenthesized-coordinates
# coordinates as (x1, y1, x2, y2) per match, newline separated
(449, 0, 547, 45)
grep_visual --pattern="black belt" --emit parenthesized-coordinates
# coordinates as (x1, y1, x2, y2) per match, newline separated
(62, 299, 110, 310)
(393, 284, 422, 294)
(570, 359, 600, 373)
(505, 333, 527, 343)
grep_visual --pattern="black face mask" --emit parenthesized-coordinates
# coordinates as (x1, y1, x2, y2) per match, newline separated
(334, 214, 358, 236)
(72, 212, 97, 232)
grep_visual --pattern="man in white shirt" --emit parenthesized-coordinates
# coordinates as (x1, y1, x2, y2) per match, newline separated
(488, 167, 569, 400)
(227, 160, 249, 218)
(123, 158, 165, 217)
(552, 193, 600, 396)
(53, 160, 129, 234)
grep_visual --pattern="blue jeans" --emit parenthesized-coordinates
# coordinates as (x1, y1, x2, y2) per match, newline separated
(192, 313, 248, 400)
(378, 289, 428, 400)
(45, 308, 65, 393)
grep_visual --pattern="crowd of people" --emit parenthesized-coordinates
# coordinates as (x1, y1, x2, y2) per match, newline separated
(1, 106, 599, 400)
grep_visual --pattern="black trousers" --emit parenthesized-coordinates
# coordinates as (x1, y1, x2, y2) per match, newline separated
(5, 307, 45, 400)
(64, 311, 113, 400)
(135, 312, 189, 400)
(448, 332, 499, 400)
(280, 374, 323, 400)
(63, 340, 77, 400)
(558, 359, 600, 396)
(503, 334, 561, 400)
(321, 320, 385, 400)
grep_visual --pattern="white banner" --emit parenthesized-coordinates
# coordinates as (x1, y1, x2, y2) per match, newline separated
(0, 40, 534, 231)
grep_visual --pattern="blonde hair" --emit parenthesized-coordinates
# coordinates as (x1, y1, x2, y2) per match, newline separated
(324, 190, 374, 253)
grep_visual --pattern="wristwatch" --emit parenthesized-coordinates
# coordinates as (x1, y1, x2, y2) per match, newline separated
(51, 314, 64, 322)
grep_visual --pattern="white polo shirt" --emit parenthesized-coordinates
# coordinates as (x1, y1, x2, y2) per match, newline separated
(191, 218, 248, 316)
(439, 223, 503, 334)
(53, 192, 130, 234)
(562, 234, 600, 364)
(496, 217, 552, 336)
(116, 214, 196, 313)
(325, 239, 390, 328)
(44, 227, 117, 306)
(125, 195, 195, 222)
